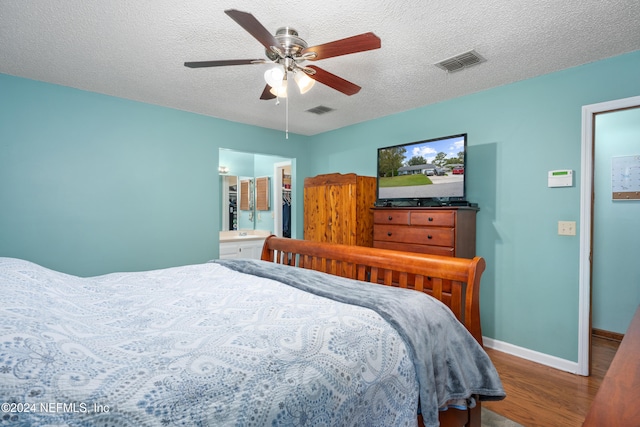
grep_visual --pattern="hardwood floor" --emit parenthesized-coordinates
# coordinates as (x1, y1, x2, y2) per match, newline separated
(483, 336, 620, 427)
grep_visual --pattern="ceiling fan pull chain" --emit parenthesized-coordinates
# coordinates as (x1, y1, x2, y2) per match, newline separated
(285, 89, 289, 139)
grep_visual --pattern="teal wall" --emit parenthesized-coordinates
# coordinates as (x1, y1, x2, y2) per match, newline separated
(1, 50, 639, 364)
(593, 108, 640, 333)
(0, 74, 309, 276)
(307, 50, 640, 362)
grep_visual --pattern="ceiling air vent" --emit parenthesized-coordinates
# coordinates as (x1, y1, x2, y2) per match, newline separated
(435, 50, 486, 73)
(306, 105, 335, 115)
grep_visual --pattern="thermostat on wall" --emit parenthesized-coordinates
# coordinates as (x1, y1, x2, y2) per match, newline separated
(548, 170, 573, 187)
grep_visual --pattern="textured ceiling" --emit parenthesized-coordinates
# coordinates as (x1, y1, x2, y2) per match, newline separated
(1, 0, 639, 136)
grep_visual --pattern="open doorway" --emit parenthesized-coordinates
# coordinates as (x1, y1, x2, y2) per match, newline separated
(578, 95, 640, 375)
(273, 161, 293, 238)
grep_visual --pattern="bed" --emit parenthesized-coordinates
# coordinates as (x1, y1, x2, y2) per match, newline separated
(0, 236, 504, 427)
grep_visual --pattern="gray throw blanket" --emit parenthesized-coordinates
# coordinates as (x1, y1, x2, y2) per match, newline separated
(214, 259, 505, 427)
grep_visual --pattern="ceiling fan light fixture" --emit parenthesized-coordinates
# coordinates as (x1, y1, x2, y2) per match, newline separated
(264, 67, 285, 88)
(294, 71, 315, 94)
(269, 79, 288, 98)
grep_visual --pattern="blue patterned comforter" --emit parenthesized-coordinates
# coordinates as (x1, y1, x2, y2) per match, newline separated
(0, 258, 421, 426)
(215, 259, 505, 427)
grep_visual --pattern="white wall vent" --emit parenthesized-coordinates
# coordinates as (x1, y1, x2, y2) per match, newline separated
(435, 50, 486, 73)
(306, 105, 335, 115)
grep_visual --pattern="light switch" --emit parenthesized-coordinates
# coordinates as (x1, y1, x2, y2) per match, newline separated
(558, 221, 576, 236)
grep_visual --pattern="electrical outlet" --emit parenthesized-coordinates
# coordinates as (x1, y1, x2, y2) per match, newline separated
(558, 221, 576, 236)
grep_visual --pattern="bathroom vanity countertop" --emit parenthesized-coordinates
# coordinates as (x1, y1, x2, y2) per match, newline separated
(219, 230, 270, 243)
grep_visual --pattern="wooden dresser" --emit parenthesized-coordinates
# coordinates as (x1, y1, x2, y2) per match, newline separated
(304, 173, 377, 247)
(372, 207, 478, 258)
(583, 305, 640, 426)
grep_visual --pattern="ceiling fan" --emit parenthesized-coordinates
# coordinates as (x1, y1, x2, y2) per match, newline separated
(184, 9, 381, 100)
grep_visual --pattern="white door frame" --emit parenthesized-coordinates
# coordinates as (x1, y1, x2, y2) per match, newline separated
(578, 95, 640, 375)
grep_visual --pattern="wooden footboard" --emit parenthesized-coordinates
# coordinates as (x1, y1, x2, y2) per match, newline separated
(260, 235, 486, 345)
(260, 236, 487, 427)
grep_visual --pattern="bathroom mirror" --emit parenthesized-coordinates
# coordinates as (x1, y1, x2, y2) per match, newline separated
(220, 175, 254, 231)
(219, 148, 295, 236)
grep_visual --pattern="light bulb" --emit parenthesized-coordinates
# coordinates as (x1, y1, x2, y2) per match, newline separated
(294, 71, 315, 94)
(269, 79, 288, 98)
(264, 67, 285, 88)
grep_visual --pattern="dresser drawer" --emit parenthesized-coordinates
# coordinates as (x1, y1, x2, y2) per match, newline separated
(374, 225, 454, 247)
(373, 241, 454, 256)
(410, 210, 455, 227)
(373, 210, 410, 225)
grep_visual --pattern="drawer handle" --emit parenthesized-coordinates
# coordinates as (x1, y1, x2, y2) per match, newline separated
(388, 215, 393, 221)
(387, 232, 392, 237)
(428, 217, 434, 222)
(427, 235, 433, 239)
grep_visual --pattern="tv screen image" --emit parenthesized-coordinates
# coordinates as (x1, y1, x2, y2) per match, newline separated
(377, 133, 467, 204)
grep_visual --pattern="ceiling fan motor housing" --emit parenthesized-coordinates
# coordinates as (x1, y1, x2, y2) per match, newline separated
(266, 27, 308, 65)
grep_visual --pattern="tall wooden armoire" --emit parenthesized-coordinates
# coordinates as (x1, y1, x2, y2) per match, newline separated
(303, 173, 377, 247)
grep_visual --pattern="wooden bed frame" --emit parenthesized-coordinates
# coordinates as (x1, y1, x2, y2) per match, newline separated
(260, 236, 487, 427)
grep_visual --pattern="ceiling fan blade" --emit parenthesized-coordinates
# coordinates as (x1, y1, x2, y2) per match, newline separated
(224, 9, 281, 53)
(302, 32, 381, 61)
(260, 84, 276, 100)
(306, 66, 361, 96)
(184, 59, 266, 68)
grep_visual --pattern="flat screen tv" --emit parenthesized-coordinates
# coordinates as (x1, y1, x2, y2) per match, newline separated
(376, 133, 467, 206)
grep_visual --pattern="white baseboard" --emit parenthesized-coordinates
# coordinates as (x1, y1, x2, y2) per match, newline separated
(483, 337, 581, 375)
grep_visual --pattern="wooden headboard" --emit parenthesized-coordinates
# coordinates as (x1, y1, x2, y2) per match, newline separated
(260, 236, 486, 345)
